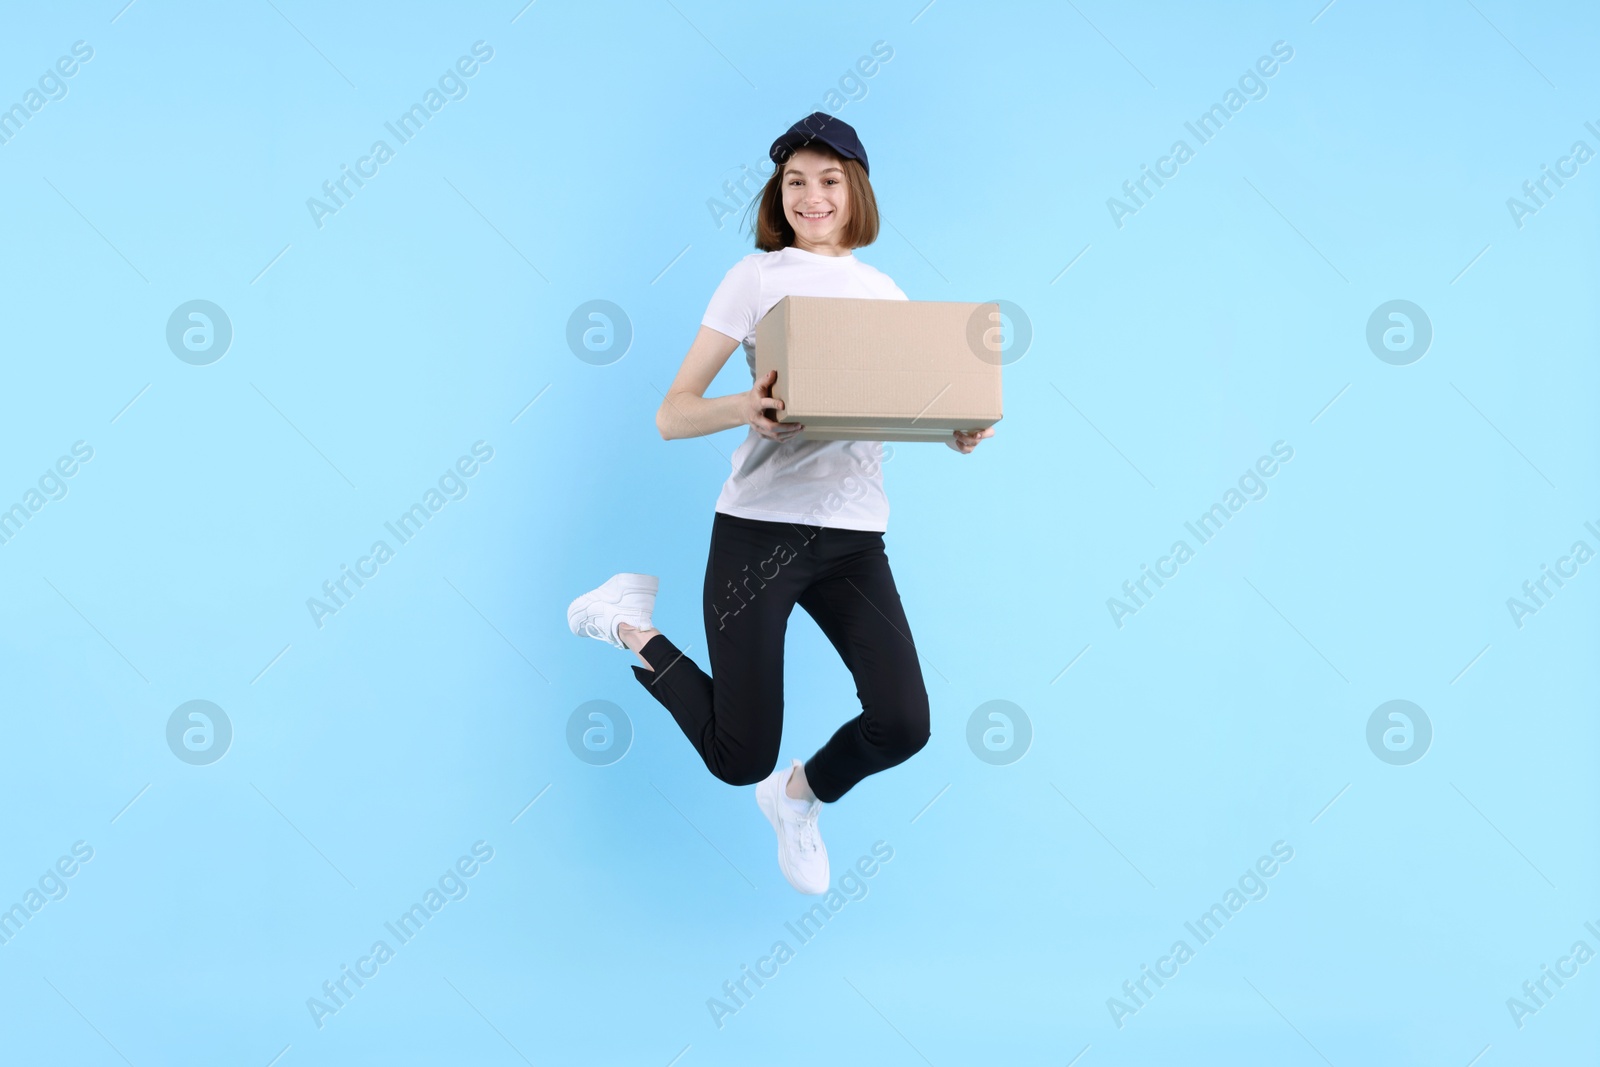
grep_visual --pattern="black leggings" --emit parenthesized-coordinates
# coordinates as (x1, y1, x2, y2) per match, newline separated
(631, 511, 931, 803)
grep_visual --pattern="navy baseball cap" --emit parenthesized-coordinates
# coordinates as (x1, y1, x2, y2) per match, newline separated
(769, 112, 869, 177)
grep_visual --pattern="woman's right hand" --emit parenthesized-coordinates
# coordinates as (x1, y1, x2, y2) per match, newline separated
(746, 369, 803, 442)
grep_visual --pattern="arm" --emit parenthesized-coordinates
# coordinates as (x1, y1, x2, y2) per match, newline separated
(655, 326, 799, 442)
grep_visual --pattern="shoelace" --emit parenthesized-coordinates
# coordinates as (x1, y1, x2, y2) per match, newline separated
(791, 806, 819, 853)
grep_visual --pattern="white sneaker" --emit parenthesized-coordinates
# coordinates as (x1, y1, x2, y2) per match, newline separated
(567, 573, 659, 650)
(755, 758, 830, 895)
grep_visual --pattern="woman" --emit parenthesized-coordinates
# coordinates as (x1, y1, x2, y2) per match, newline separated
(566, 112, 994, 895)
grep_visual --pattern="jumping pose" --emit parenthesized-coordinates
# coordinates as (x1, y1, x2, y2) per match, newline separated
(567, 113, 993, 894)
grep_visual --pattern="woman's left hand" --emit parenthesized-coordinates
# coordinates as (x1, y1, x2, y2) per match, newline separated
(948, 427, 994, 454)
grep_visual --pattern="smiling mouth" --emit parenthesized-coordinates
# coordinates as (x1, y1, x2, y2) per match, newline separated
(797, 210, 832, 220)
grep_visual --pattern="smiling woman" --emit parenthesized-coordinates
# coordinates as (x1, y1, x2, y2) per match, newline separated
(567, 111, 993, 898)
(744, 133, 878, 254)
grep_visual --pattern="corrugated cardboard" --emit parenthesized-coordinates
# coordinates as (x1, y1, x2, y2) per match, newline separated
(754, 295, 1004, 442)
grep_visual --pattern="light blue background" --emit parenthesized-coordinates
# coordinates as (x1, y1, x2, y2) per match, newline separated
(1, 1, 1595, 1064)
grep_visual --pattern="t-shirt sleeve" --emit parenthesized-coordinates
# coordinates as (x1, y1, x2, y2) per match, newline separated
(701, 256, 761, 344)
(872, 268, 908, 301)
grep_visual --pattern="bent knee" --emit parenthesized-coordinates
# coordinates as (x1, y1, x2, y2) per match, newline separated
(877, 700, 931, 757)
(888, 721, 931, 758)
(711, 755, 775, 788)
(719, 768, 769, 788)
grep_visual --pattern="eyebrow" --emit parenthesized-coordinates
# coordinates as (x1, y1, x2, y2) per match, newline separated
(785, 166, 843, 177)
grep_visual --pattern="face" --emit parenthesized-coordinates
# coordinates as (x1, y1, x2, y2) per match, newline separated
(781, 146, 852, 254)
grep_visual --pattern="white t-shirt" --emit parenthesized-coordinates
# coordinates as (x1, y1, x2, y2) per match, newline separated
(700, 245, 907, 533)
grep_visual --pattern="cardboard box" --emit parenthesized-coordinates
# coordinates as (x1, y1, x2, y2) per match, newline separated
(754, 295, 1003, 442)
